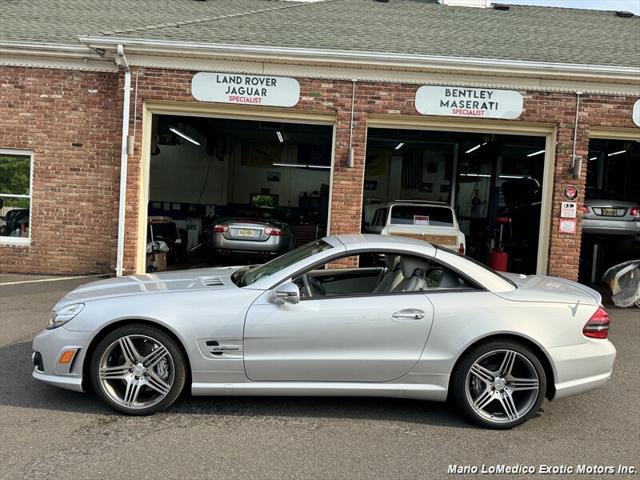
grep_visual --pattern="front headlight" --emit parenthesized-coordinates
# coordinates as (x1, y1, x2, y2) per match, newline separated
(46, 303, 85, 330)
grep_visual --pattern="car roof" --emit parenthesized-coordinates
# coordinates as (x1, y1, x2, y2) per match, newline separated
(372, 201, 452, 209)
(333, 234, 437, 254)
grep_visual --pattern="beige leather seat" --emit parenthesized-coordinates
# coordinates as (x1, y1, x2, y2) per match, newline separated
(392, 257, 430, 292)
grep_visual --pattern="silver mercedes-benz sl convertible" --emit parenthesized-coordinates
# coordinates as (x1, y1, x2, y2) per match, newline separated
(32, 234, 616, 428)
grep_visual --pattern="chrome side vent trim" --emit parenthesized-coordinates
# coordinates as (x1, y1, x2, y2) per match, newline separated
(201, 276, 224, 287)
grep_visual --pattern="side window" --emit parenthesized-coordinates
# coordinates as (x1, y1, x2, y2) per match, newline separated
(0, 150, 32, 244)
(292, 252, 477, 299)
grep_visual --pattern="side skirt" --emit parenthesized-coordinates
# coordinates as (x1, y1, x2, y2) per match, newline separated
(191, 381, 448, 401)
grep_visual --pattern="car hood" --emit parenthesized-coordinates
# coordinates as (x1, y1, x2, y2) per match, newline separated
(496, 273, 602, 306)
(58, 266, 244, 305)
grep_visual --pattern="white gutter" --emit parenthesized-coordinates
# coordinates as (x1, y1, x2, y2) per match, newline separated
(77, 36, 640, 80)
(0, 41, 95, 54)
(114, 44, 131, 277)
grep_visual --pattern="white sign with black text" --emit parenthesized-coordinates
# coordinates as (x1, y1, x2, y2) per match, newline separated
(192, 72, 300, 107)
(415, 86, 524, 119)
(561, 202, 577, 219)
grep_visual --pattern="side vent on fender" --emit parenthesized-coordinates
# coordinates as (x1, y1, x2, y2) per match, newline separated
(201, 276, 224, 287)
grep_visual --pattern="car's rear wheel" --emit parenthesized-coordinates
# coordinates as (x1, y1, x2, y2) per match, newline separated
(452, 340, 546, 429)
(90, 324, 186, 415)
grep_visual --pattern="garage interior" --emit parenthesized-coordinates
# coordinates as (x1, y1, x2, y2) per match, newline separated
(579, 138, 640, 284)
(362, 128, 547, 274)
(146, 114, 332, 270)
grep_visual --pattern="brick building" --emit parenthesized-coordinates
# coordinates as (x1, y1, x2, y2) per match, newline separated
(1, 0, 638, 282)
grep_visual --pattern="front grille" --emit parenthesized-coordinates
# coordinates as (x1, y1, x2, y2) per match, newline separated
(32, 351, 44, 372)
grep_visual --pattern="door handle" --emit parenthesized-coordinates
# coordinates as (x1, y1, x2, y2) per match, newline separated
(392, 309, 425, 320)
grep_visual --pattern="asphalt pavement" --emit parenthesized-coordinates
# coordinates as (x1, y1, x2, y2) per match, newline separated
(0, 277, 638, 479)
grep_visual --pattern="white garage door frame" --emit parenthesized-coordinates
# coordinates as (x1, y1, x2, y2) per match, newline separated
(135, 101, 337, 274)
(366, 114, 557, 276)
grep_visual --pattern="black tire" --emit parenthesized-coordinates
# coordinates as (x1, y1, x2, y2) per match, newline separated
(90, 323, 186, 415)
(451, 340, 547, 429)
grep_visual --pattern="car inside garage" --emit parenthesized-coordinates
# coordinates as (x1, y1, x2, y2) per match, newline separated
(362, 128, 547, 274)
(579, 138, 640, 285)
(146, 114, 332, 271)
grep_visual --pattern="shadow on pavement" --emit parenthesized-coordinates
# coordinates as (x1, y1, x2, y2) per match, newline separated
(0, 341, 472, 429)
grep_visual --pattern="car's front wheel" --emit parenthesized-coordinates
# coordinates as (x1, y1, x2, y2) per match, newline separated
(90, 324, 186, 415)
(452, 340, 547, 429)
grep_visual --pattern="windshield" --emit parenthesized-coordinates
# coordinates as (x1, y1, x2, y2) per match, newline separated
(233, 240, 333, 286)
(390, 205, 454, 227)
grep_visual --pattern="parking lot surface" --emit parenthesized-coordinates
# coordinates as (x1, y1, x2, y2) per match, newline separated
(1, 277, 638, 479)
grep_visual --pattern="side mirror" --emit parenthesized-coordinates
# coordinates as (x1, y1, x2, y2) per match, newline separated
(272, 281, 300, 305)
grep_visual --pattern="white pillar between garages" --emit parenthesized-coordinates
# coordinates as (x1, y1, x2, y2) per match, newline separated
(115, 45, 131, 277)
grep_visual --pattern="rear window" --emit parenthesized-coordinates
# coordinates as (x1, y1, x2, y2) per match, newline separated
(234, 209, 287, 222)
(390, 205, 454, 227)
(585, 189, 621, 201)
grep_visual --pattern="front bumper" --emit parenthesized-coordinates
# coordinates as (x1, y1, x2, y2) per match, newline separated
(31, 326, 94, 392)
(548, 339, 616, 400)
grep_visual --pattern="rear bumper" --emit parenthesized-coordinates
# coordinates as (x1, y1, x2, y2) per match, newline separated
(583, 219, 639, 237)
(547, 340, 616, 400)
(213, 235, 289, 254)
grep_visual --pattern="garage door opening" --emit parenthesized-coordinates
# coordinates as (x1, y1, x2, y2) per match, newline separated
(362, 128, 546, 274)
(146, 114, 333, 271)
(579, 138, 640, 284)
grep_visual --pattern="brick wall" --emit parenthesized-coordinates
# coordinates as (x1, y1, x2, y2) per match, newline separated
(0, 66, 121, 274)
(1, 65, 637, 280)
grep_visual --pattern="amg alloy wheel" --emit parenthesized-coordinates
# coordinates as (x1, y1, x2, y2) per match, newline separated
(453, 341, 546, 429)
(90, 324, 186, 415)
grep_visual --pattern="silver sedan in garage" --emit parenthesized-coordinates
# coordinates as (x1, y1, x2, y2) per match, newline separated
(32, 235, 615, 429)
(212, 207, 295, 258)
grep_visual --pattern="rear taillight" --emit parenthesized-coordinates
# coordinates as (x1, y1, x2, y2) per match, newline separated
(213, 224, 229, 233)
(583, 306, 610, 339)
(458, 243, 465, 255)
(582, 205, 590, 214)
(264, 227, 284, 236)
(630, 207, 640, 218)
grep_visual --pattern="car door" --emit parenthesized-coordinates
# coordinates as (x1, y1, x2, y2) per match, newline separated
(243, 291, 434, 382)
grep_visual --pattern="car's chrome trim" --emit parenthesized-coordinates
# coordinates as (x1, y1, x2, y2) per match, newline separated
(191, 381, 448, 401)
(32, 369, 84, 392)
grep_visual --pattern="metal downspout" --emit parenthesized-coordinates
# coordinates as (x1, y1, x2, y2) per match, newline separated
(115, 45, 131, 277)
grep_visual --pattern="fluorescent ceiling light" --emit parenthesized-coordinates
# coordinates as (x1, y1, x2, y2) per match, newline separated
(459, 173, 491, 178)
(169, 127, 200, 146)
(276, 131, 284, 143)
(607, 150, 626, 157)
(589, 156, 598, 161)
(465, 142, 487, 154)
(395, 142, 404, 150)
(527, 150, 545, 157)
(273, 162, 331, 169)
